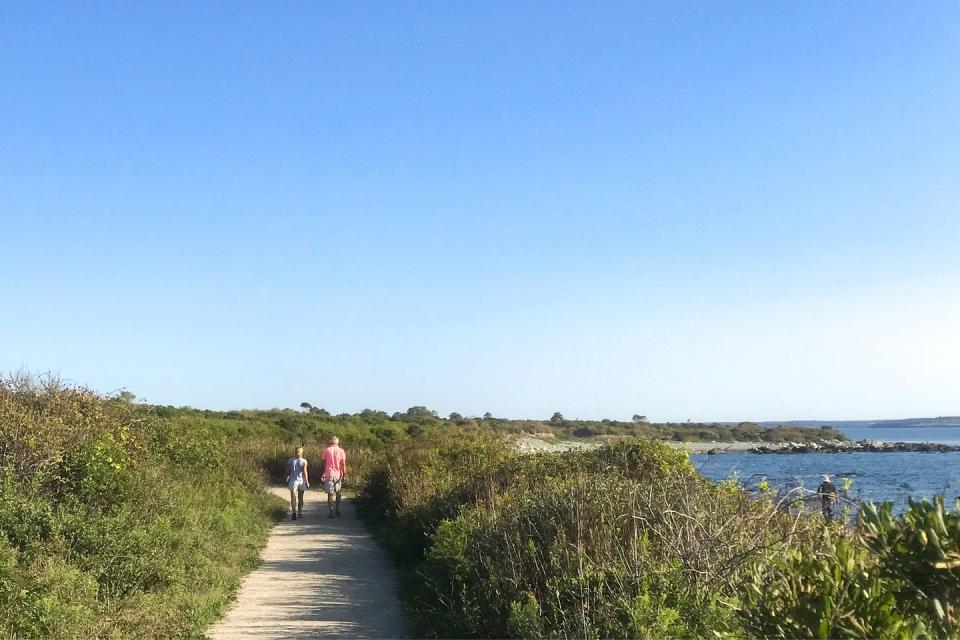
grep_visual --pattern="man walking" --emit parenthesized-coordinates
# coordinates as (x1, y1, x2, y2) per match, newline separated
(286, 446, 310, 520)
(817, 473, 838, 521)
(320, 436, 347, 518)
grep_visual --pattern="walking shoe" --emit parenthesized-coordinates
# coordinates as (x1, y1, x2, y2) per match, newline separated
(292, 513, 297, 521)
(328, 512, 334, 518)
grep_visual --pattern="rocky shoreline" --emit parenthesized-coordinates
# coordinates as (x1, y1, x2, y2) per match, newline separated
(705, 440, 960, 455)
(513, 435, 960, 455)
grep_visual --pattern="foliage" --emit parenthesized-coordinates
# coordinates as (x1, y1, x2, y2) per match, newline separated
(740, 498, 960, 639)
(0, 375, 284, 638)
(358, 435, 515, 560)
(861, 497, 960, 636)
(740, 531, 924, 639)
(0, 372, 873, 639)
(361, 436, 818, 638)
(362, 430, 960, 639)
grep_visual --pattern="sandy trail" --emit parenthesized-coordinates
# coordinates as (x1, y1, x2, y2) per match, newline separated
(206, 487, 406, 639)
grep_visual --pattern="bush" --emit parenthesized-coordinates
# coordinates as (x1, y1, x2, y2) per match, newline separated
(0, 376, 283, 638)
(363, 434, 960, 638)
(861, 497, 960, 636)
(359, 435, 514, 561)
(740, 497, 960, 639)
(740, 532, 921, 639)
(362, 437, 807, 638)
(417, 471, 741, 638)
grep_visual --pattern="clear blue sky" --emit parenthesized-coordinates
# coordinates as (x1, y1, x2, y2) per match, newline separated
(3, 2, 959, 421)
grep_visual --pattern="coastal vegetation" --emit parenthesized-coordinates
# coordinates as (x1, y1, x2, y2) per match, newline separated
(0, 375, 289, 638)
(5, 375, 954, 639)
(360, 436, 960, 638)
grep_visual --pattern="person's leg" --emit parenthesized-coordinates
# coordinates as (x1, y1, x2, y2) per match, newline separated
(335, 489, 342, 515)
(327, 491, 335, 517)
(290, 489, 297, 519)
(297, 488, 305, 515)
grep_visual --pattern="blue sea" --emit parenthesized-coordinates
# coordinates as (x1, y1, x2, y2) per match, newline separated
(694, 426, 960, 511)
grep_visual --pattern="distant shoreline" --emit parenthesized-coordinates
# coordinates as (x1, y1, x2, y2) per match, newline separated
(867, 424, 960, 429)
(670, 440, 960, 454)
(513, 435, 960, 455)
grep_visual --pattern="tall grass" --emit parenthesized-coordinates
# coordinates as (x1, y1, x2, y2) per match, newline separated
(359, 437, 818, 637)
(360, 435, 960, 638)
(0, 374, 284, 638)
(230, 434, 378, 492)
(0, 374, 413, 637)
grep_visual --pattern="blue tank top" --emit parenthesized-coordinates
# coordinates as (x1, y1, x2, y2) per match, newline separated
(288, 456, 307, 481)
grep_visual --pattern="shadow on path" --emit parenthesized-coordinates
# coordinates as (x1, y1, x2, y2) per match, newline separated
(206, 489, 406, 639)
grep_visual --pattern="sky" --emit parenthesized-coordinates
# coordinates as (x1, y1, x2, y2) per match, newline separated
(2, 2, 959, 422)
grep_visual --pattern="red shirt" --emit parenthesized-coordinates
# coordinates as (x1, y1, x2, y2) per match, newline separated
(321, 445, 346, 480)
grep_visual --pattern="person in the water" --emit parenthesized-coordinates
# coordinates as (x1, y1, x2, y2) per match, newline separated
(816, 474, 838, 520)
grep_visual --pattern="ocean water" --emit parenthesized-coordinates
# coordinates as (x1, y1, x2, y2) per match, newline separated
(836, 425, 960, 445)
(694, 426, 960, 510)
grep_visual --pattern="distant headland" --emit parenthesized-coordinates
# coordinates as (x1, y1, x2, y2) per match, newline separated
(754, 417, 960, 429)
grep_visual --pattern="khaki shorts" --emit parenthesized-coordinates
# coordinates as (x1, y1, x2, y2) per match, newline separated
(324, 477, 343, 494)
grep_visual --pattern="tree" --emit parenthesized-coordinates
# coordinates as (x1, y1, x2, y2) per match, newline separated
(406, 406, 438, 418)
(550, 412, 564, 424)
(310, 407, 331, 417)
(449, 412, 463, 422)
(118, 390, 136, 403)
(483, 412, 493, 420)
(300, 402, 313, 412)
(406, 424, 425, 437)
(632, 414, 648, 424)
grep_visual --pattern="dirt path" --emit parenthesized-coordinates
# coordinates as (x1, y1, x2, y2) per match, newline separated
(206, 487, 406, 639)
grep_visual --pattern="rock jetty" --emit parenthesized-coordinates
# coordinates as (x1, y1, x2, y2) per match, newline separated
(745, 440, 960, 454)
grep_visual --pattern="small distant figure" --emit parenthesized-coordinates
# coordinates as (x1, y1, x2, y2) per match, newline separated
(817, 473, 838, 520)
(286, 446, 310, 520)
(321, 436, 347, 518)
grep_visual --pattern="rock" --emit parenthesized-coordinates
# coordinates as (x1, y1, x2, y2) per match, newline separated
(745, 439, 960, 455)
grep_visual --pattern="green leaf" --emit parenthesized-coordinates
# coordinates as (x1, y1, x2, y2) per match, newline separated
(932, 598, 945, 619)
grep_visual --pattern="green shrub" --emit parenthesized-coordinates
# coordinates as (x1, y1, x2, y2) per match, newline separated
(739, 498, 960, 639)
(861, 497, 960, 636)
(364, 437, 798, 638)
(417, 468, 749, 638)
(0, 377, 283, 638)
(359, 435, 515, 560)
(59, 434, 132, 508)
(740, 532, 923, 639)
(0, 549, 100, 639)
(0, 472, 56, 554)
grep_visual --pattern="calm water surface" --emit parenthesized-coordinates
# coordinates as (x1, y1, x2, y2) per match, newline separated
(695, 426, 960, 510)
(837, 425, 960, 445)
